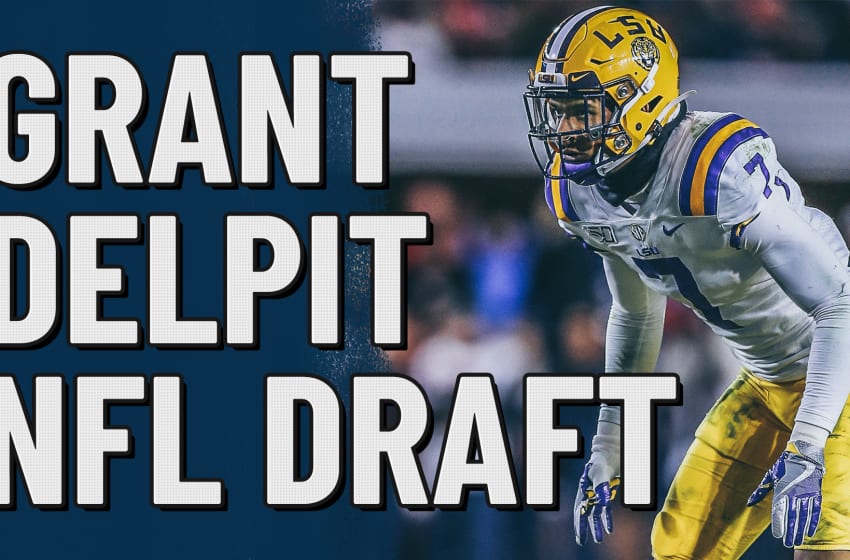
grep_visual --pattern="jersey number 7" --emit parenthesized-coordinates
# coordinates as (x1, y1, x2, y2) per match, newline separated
(632, 256, 742, 330)
(744, 153, 791, 201)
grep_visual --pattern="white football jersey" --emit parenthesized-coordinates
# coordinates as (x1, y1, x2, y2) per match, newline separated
(546, 111, 850, 382)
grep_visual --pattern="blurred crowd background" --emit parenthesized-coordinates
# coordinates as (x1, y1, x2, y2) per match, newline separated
(377, 0, 850, 61)
(374, 1, 850, 559)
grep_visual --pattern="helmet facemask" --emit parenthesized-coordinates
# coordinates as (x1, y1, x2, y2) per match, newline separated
(524, 72, 635, 185)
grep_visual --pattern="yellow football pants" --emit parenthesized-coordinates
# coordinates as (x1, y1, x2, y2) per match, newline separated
(651, 370, 850, 559)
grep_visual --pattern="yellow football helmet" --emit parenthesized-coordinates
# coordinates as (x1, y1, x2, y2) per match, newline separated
(524, 6, 686, 184)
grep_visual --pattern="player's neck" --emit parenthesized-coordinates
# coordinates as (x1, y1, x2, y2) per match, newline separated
(595, 102, 687, 207)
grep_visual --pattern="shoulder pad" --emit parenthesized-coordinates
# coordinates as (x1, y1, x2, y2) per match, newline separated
(678, 113, 768, 216)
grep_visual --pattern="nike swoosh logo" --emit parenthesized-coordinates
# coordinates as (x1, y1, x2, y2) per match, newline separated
(570, 72, 591, 82)
(662, 223, 685, 236)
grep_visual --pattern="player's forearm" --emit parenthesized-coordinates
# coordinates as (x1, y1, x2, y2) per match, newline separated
(605, 302, 665, 373)
(602, 254, 667, 374)
(792, 289, 850, 446)
(598, 303, 665, 429)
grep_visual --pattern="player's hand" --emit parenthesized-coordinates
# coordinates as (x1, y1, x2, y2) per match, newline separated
(574, 462, 621, 545)
(747, 440, 825, 548)
(574, 413, 621, 545)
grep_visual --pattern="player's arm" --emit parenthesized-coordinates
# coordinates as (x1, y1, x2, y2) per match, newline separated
(574, 253, 667, 545)
(716, 132, 850, 547)
(739, 204, 850, 443)
(718, 136, 850, 446)
(738, 197, 850, 547)
(597, 253, 667, 448)
(602, 253, 667, 374)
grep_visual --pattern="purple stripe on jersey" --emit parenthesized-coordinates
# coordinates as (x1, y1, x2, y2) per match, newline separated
(556, 158, 580, 221)
(543, 165, 580, 221)
(678, 113, 741, 216)
(704, 126, 768, 215)
(730, 213, 760, 250)
(560, 179, 580, 221)
(544, 177, 555, 217)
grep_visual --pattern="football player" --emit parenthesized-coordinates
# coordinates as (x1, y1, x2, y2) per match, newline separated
(523, 6, 850, 559)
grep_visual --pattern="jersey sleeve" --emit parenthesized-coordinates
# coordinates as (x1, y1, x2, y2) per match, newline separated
(676, 113, 801, 233)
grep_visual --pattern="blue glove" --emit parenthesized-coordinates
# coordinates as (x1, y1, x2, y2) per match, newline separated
(574, 462, 621, 545)
(747, 440, 825, 548)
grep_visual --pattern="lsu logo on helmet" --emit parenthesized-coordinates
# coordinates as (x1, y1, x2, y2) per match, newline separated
(631, 37, 659, 71)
